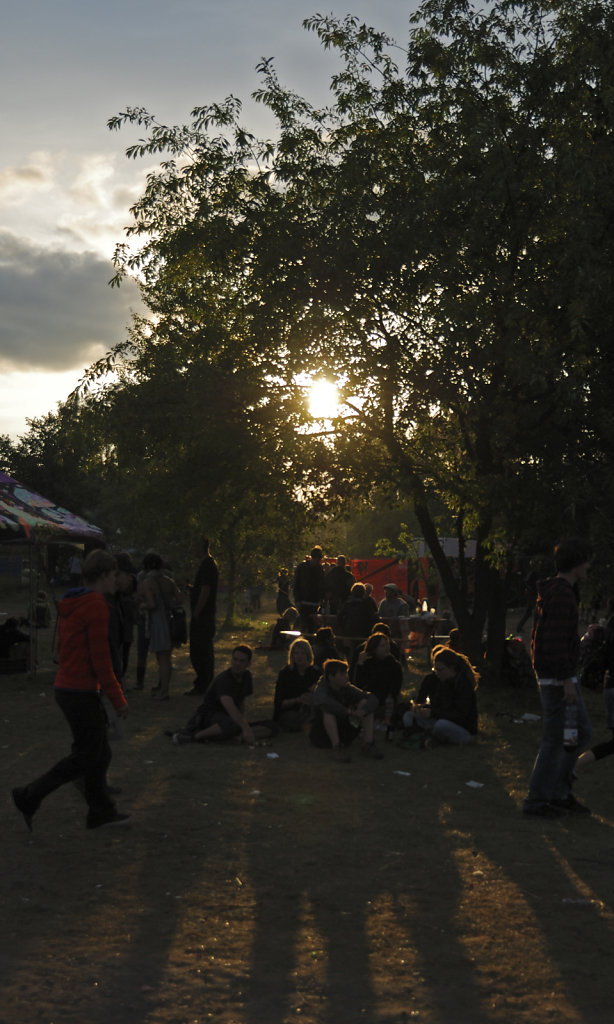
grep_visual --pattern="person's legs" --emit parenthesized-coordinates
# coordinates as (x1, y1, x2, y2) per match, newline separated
(554, 683, 592, 801)
(322, 711, 341, 748)
(523, 684, 567, 811)
(401, 709, 434, 734)
(432, 719, 476, 745)
(155, 650, 172, 698)
(189, 623, 215, 694)
(23, 692, 116, 822)
(135, 616, 149, 688)
(193, 712, 241, 742)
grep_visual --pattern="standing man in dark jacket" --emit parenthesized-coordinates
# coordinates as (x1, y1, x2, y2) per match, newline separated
(522, 538, 593, 818)
(186, 537, 219, 696)
(293, 545, 326, 633)
(325, 555, 355, 614)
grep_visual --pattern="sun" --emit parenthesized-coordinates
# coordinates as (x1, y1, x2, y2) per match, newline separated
(308, 379, 339, 419)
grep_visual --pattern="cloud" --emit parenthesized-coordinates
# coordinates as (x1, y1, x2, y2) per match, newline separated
(0, 149, 150, 260)
(0, 230, 142, 373)
(0, 152, 56, 202)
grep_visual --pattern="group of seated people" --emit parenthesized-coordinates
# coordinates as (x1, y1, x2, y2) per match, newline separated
(168, 622, 479, 761)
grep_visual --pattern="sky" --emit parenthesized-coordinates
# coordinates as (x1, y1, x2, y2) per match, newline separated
(1, 0, 419, 439)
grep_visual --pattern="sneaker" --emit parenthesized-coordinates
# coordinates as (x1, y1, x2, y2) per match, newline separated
(172, 732, 192, 746)
(361, 743, 384, 760)
(552, 794, 591, 816)
(86, 811, 131, 830)
(522, 802, 567, 819)
(12, 787, 37, 832)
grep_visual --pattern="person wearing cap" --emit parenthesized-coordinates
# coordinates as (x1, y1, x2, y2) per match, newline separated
(377, 583, 410, 620)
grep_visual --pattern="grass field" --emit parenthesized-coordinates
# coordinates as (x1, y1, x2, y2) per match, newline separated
(2, 579, 614, 1024)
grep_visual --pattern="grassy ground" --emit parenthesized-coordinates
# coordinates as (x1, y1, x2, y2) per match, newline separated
(2, 580, 614, 1024)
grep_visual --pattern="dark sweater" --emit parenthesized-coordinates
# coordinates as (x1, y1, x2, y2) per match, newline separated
(531, 576, 580, 680)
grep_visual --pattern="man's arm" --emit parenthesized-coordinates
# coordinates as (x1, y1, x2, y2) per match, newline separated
(220, 695, 255, 744)
(87, 605, 128, 713)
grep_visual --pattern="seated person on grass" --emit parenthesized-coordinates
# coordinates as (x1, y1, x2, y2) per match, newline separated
(354, 631, 404, 703)
(273, 637, 319, 732)
(402, 645, 479, 746)
(171, 645, 258, 746)
(312, 625, 342, 672)
(351, 621, 404, 678)
(270, 605, 300, 650)
(309, 658, 383, 761)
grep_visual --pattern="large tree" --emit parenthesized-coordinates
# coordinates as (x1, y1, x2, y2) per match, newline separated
(101, 0, 614, 670)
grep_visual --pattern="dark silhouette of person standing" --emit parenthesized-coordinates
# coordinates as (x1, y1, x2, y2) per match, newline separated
(186, 537, 219, 696)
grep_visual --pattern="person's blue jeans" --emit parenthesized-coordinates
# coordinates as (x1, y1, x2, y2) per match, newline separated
(523, 681, 592, 810)
(432, 719, 476, 745)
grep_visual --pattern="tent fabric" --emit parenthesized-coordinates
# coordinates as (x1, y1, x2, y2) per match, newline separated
(0, 473, 104, 543)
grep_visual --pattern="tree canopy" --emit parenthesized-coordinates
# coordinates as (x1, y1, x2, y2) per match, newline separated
(7, 0, 614, 662)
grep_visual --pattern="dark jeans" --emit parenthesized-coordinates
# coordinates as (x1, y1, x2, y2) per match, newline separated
(24, 690, 115, 820)
(523, 681, 592, 810)
(136, 615, 149, 687)
(189, 620, 215, 694)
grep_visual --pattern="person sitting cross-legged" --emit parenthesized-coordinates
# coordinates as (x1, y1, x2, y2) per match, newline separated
(273, 637, 319, 732)
(402, 645, 479, 747)
(309, 658, 383, 761)
(171, 645, 258, 746)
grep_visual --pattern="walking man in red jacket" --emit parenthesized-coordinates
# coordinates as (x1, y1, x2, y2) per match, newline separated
(12, 549, 130, 831)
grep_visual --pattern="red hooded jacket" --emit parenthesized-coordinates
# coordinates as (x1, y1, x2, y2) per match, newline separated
(54, 589, 127, 712)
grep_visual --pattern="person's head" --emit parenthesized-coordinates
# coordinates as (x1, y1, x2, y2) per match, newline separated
(315, 625, 335, 645)
(372, 621, 391, 638)
(384, 583, 400, 598)
(289, 637, 314, 669)
(143, 550, 163, 572)
(230, 644, 252, 676)
(190, 535, 210, 558)
(323, 658, 349, 688)
(365, 632, 390, 659)
(115, 551, 136, 593)
(82, 549, 118, 594)
(310, 545, 323, 562)
(554, 538, 592, 577)
(447, 628, 463, 653)
(350, 582, 366, 599)
(432, 645, 479, 688)
(336, 555, 347, 568)
(364, 582, 373, 596)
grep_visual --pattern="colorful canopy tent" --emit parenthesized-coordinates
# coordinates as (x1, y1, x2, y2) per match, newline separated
(0, 472, 104, 543)
(0, 473, 105, 677)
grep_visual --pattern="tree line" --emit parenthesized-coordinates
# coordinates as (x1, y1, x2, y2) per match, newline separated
(2, 0, 614, 670)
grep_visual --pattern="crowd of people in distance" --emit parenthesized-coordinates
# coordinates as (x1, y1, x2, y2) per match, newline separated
(13, 534, 614, 832)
